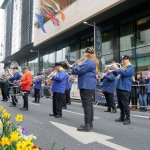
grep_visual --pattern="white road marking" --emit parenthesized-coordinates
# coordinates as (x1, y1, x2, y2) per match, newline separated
(131, 114, 150, 119)
(63, 110, 99, 119)
(29, 102, 40, 106)
(49, 121, 131, 150)
(34, 120, 43, 124)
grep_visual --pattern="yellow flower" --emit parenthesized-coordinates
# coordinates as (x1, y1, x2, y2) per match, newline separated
(15, 114, 23, 122)
(3, 112, 11, 119)
(0, 106, 4, 111)
(25, 138, 34, 147)
(16, 141, 26, 150)
(10, 131, 20, 142)
(0, 136, 9, 146)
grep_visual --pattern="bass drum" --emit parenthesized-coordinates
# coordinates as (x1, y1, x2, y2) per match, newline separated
(10, 86, 21, 96)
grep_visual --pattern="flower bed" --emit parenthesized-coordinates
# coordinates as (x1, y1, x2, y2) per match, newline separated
(0, 106, 41, 150)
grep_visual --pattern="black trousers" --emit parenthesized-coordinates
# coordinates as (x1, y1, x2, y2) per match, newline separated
(80, 89, 94, 124)
(34, 88, 40, 102)
(11, 95, 17, 105)
(22, 90, 29, 109)
(11, 87, 18, 105)
(117, 89, 130, 119)
(103, 92, 116, 110)
(65, 89, 71, 104)
(52, 92, 65, 115)
(1, 87, 8, 101)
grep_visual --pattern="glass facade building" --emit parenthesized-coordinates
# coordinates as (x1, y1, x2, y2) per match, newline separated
(2, 0, 150, 75)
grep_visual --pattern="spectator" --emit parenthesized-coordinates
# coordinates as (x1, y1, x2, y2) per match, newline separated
(137, 72, 148, 112)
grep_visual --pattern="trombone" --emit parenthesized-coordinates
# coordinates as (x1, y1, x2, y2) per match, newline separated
(66, 57, 86, 67)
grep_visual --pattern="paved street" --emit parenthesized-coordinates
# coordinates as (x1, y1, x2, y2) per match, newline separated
(0, 96, 150, 150)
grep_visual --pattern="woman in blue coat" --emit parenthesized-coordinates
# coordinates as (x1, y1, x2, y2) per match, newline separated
(66, 47, 99, 132)
(101, 67, 116, 113)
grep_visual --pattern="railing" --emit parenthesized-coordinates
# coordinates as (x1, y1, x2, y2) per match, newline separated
(95, 84, 150, 111)
(130, 84, 149, 111)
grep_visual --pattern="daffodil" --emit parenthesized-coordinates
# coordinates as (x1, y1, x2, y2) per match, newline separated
(0, 106, 4, 111)
(3, 112, 11, 119)
(15, 114, 23, 122)
(16, 141, 26, 150)
(10, 131, 20, 142)
(0, 136, 9, 146)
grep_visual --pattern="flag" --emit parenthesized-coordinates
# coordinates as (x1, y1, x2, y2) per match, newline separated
(41, 8, 59, 26)
(60, 11, 65, 21)
(42, 0, 58, 13)
(35, 13, 46, 33)
(51, 0, 65, 21)
(51, 0, 60, 11)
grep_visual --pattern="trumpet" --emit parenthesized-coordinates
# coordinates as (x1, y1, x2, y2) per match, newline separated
(48, 70, 58, 79)
(105, 63, 122, 70)
(71, 57, 86, 67)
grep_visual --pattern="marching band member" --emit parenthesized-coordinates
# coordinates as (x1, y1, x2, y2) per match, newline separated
(49, 62, 67, 118)
(9, 67, 21, 107)
(19, 66, 32, 111)
(112, 55, 134, 125)
(66, 47, 99, 132)
(32, 73, 43, 103)
(0, 74, 9, 102)
(101, 67, 117, 113)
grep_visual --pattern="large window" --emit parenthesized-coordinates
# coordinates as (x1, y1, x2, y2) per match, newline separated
(102, 30, 113, 55)
(137, 56, 150, 71)
(120, 22, 135, 51)
(80, 37, 94, 57)
(136, 16, 150, 56)
(28, 58, 38, 75)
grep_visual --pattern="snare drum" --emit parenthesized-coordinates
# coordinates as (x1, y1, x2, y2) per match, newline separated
(10, 86, 21, 96)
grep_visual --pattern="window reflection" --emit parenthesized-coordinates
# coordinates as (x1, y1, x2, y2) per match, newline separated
(102, 31, 113, 55)
(120, 22, 135, 51)
(136, 16, 150, 47)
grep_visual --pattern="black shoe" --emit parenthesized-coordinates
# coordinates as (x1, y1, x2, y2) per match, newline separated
(80, 123, 93, 129)
(115, 117, 125, 122)
(77, 124, 91, 132)
(111, 109, 117, 113)
(123, 119, 131, 125)
(9, 104, 16, 107)
(62, 107, 67, 109)
(20, 108, 28, 111)
(66, 103, 71, 105)
(1, 99, 4, 101)
(20, 108, 25, 110)
(49, 114, 55, 116)
(104, 109, 111, 112)
(55, 115, 62, 118)
(15, 99, 18, 103)
(3, 100, 7, 102)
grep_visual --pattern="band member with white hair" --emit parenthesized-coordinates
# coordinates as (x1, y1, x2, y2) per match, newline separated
(101, 67, 116, 113)
(49, 62, 67, 118)
(19, 66, 32, 111)
(66, 47, 99, 132)
(112, 55, 134, 125)
(9, 67, 21, 107)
